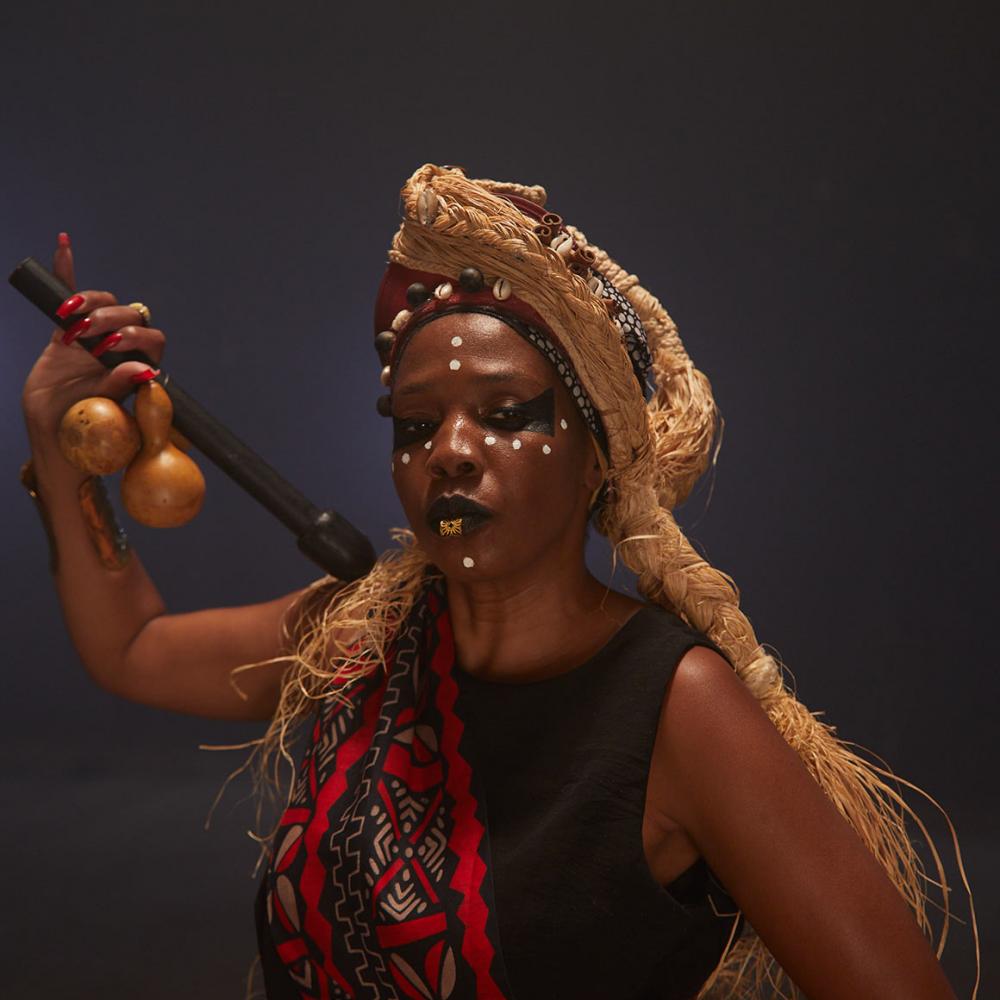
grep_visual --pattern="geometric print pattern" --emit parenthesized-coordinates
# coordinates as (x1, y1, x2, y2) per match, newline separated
(588, 270, 655, 398)
(519, 321, 606, 452)
(260, 577, 513, 1000)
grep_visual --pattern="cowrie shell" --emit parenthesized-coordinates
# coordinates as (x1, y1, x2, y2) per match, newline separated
(492, 278, 512, 301)
(392, 309, 412, 331)
(417, 189, 439, 225)
(551, 233, 572, 253)
(434, 282, 453, 300)
(588, 274, 602, 293)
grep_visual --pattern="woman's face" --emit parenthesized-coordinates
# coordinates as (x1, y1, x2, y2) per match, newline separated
(389, 311, 603, 582)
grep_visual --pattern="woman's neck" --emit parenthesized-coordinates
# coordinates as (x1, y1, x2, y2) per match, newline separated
(444, 559, 645, 683)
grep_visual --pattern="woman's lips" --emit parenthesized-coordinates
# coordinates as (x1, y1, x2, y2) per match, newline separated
(425, 495, 494, 537)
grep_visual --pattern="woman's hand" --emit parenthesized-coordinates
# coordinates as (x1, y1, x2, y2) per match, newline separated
(20, 233, 165, 448)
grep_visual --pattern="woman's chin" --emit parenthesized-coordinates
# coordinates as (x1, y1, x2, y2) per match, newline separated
(428, 537, 492, 576)
(416, 520, 504, 578)
(416, 518, 563, 582)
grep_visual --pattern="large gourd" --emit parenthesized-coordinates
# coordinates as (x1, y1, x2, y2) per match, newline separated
(58, 397, 141, 475)
(121, 381, 205, 527)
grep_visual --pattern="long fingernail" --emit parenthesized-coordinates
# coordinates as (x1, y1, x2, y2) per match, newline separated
(90, 332, 122, 358)
(129, 368, 159, 384)
(57, 232, 71, 248)
(61, 315, 92, 344)
(56, 293, 84, 319)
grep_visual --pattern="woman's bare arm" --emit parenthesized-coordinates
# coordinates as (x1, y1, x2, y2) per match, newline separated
(650, 645, 957, 1000)
(20, 235, 309, 722)
(27, 439, 306, 720)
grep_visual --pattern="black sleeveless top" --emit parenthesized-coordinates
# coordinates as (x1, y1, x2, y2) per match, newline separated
(255, 580, 743, 1000)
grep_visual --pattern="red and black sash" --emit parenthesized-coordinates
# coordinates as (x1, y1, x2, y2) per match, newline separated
(256, 575, 513, 1000)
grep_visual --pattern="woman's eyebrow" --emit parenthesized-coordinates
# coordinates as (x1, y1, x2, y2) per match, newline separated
(395, 370, 544, 397)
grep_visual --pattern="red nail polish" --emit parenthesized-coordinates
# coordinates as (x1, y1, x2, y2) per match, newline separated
(90, 332, 122, 358)
(61, 316, 92, 344)
(56, 293, 85, 319)
(57, 232, 71, 248)
(129, 368, 159, 384)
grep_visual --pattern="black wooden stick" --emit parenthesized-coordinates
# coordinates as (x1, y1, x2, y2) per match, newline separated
(10, 256, 376, 582)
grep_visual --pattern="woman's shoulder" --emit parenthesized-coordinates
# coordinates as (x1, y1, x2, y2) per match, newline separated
(570, 594, 734, 715)
(615, 596, 728, 667)
(645, 642, 766, 848)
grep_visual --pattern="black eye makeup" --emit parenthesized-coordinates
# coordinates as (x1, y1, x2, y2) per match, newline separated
(392, 417, 437, 451)
(391, 387, 556, 452)
(487, 388, 555, 435)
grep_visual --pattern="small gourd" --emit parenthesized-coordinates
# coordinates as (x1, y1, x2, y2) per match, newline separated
(59, 397, 141, 475)
(121, 381, 205, 527)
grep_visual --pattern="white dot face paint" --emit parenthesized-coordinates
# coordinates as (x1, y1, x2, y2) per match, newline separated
(424, 440, 432, 450)
(451, 336, 463, 347)
(462, 556, 475, 568)
(401, 452, 411, 464)
(449, 359, 461, 371)
(484, 435, 496, 446)
(512, 439, 522, 450)
(560, 418, 568, 430)
(542, 444, 552, 454)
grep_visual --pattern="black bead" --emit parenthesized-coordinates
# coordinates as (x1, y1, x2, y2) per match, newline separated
(405, 282, 430, 307)
(374, 330, 396, 357)
(376, 394, 393, 417)
(458, 267, 484, 292)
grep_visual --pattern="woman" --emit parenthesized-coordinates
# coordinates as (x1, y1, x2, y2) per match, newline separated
(20, 165, 967, 998)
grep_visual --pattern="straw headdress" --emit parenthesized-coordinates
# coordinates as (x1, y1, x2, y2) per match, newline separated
(236, 163, 977, 999)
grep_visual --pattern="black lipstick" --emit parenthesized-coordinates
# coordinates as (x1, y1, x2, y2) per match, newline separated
(425, 495, 494, 537)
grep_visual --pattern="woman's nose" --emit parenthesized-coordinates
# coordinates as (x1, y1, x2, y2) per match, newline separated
(427, 416, 482, 480)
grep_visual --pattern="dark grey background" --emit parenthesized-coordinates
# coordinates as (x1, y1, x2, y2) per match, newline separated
(1, 2, 994, 997)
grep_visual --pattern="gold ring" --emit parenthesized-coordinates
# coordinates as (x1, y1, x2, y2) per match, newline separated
(128, 301, 152, 327)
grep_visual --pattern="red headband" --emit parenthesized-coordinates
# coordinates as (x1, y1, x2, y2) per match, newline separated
(374, 262, 560, 357)
(372, 194, 572, 369)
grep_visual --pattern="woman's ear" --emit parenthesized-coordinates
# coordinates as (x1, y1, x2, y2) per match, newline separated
(583, 458, 604, 493)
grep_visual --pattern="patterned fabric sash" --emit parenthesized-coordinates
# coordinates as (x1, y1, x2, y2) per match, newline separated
(258, 576, 513, 1000)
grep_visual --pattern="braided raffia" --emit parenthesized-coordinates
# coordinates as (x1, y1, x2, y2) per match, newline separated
(233, 164, 975, 1000)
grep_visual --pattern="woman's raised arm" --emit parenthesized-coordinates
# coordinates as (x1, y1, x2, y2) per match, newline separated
(19, 235, 307, 722)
